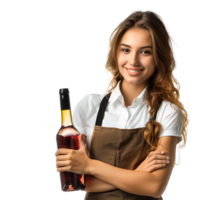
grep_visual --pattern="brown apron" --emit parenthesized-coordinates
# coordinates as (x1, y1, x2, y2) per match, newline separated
(84, 92, 163, 200)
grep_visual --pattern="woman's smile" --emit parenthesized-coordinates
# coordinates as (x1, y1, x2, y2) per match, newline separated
(125, 68, 144, 76)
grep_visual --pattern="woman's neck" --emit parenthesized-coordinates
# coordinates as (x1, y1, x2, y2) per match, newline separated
(120, 79, 149, 107)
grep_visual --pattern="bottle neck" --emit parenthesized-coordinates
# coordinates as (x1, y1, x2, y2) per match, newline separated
(61, 109, 72, 127)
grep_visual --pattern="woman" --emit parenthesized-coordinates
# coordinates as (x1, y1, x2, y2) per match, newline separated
(55, 11, 189, 199)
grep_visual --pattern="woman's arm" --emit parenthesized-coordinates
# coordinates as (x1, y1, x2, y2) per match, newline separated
(82, 134, 118, 192)
(82, 135, 117, 192)
(83, 174, 117, 192)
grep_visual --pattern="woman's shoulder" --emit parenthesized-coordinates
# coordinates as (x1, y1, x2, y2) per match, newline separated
(158, 100, 183, 120)
(160, 100, 181, 112)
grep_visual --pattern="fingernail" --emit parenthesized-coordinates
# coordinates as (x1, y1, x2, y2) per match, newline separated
(161, 151, 164, 154)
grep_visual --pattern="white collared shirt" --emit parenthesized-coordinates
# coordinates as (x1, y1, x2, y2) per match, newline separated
(73, 80, 183, 157)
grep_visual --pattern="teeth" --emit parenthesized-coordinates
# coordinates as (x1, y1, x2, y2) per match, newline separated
(127, 69, 142, 72)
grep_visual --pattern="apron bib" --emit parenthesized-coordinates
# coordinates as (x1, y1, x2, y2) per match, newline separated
(84, 92, 163, 200)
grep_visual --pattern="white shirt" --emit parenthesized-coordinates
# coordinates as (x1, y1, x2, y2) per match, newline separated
(73, 80, 183, 157)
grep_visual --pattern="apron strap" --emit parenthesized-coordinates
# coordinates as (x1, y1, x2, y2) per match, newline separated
(95, 92, 112, 126)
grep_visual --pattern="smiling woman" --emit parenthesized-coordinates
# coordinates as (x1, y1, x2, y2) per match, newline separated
(104, 11, 188, 157)
(61, 10, 189, 200)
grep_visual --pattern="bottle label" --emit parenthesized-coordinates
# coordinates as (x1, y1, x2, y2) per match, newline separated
(60, 109, 72, 126)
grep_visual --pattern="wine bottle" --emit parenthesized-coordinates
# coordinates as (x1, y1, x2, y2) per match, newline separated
(56, 88, 85, 191)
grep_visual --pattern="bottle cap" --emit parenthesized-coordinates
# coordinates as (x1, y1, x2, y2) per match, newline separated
(58, 87, 71, 110)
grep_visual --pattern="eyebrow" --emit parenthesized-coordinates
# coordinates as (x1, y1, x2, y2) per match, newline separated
(120, 43, 152, 49)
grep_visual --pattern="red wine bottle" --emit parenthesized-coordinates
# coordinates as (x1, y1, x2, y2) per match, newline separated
(56, 88, 85, 191)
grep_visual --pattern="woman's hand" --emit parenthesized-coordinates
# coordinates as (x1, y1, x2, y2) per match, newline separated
(135, 151, 170, 173)
(55, 134, 91, 174)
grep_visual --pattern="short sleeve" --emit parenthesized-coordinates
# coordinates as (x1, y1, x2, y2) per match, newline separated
(72, 95, 88, 137)
(158, 102, 183, 144)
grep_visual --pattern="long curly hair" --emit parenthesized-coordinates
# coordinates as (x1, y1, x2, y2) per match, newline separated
(104, 11, 189, 165)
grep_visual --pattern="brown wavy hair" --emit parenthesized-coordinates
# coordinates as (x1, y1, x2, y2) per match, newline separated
(104, 11, 189, 165)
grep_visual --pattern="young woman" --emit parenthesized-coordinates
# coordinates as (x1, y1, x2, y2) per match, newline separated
(55, 11, 189, 199)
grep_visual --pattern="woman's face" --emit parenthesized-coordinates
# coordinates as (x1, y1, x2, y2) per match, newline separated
(117, 27, 155, 87)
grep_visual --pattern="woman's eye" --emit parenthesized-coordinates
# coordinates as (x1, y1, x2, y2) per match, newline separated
(142, 50, 151, 54)
(121, 49, 151, 54)
(121, 48, 130, 53)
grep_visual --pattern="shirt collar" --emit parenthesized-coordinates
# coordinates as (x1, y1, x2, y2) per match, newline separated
(108, 80, 150, 108)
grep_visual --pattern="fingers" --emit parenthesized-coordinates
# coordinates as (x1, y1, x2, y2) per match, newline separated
(141, 151, 170, 173)
(148, 151, 163, 161)
(56, 160, 70, 168)
(148, 151, 164, 157)
(148, 163, 167, 172)
(147, 151, 170, 166)
(148, 151, 170, 161)
(56, 155, 68, 161)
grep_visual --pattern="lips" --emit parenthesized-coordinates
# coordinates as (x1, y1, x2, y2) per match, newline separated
(125, 68, 144, 71)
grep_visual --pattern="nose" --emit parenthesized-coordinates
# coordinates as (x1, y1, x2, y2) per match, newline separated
(129, 52, 140, 66)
